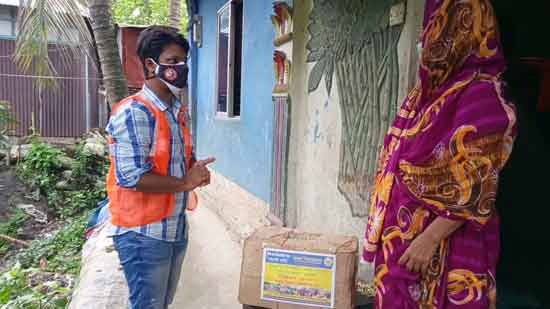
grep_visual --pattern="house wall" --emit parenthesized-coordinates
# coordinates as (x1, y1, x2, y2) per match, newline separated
(194, 0, 275, 203)
(286, 0, 425, 280)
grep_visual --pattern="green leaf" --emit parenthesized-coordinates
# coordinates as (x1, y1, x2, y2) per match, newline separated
(325, 60, 334, 96)
(306, 48, 326, 63)
(112, 0, 188, 30)
(306, 32, 326, 51)
(307, 21, 323, 39)
(308, 59, 326, 93)
(15, 0, 94, 90)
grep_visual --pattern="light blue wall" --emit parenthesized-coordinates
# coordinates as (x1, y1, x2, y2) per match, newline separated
(193, 0, 275, 203)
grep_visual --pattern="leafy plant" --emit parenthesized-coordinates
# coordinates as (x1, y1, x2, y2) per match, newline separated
(0, 101, 16, 151)
(56, 189, 105, 220)
(55, 141, 108, 219)
(71, 142, 109, 188)
(0, 264, 71, 308)
(113, 0, 188, 31)
(16, 139, 108, 219)
(0, 210, 29, 256)
(0, 264, 30, 305)
(17, 212, 89, 275)
(16, 142, 64, 195)
(7, 137, 108, 306)
(15, 0, 94, 90)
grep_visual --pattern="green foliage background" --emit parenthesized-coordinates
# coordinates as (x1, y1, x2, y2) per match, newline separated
(112, 0, 188, 31)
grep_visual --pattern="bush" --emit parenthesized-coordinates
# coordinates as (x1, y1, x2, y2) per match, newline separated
(57, 189, 105, 220)
(7, 137, 109, 307)
(55, 141, 108, 219)
(16, 143, 64, 195)
(71, 141, 109, 188)
(17, 212, 89, 276)
(0, 264, 71, 309)
(17, 140, 108, 220)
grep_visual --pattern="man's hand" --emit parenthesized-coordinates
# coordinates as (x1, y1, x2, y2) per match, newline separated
(398, 232, 439, 274)
(134, 157, 215, 193)
(184, 157, 215, 190)
(189, 157, 197, 168)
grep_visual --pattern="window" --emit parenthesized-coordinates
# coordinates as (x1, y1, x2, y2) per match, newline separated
(216, 0, 243, 118)
(0, 6, 16, 37)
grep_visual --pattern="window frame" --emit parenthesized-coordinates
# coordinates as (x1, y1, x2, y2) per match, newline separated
(214, 0, 243, 119)
(0, 6, 16, 38)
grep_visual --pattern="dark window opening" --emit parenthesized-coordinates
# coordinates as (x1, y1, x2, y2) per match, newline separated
(215, 0, 243, 117)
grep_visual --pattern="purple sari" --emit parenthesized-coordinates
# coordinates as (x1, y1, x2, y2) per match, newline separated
(363, 0, 517, 308)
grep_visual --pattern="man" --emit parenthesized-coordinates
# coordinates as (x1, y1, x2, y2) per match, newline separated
(106, 26, 213, 308)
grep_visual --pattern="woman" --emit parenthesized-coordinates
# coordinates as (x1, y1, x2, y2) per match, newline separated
(363, 0, 517, 308)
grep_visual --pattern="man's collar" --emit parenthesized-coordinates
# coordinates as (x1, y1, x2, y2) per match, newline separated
(141, 85, 169, 111)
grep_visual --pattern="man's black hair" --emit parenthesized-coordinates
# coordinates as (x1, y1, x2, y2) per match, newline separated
(137, 26, 190, 77)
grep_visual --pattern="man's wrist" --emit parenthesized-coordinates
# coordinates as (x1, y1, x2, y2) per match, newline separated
(178, 177, 192, 192)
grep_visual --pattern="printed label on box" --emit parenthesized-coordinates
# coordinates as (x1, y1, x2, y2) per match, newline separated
(261, 248, 336, 308)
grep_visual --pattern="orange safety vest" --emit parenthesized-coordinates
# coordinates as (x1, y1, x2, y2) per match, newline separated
(107, 94, 198, 228)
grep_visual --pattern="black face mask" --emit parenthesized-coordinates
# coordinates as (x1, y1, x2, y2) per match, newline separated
(151, 59, 189, 96)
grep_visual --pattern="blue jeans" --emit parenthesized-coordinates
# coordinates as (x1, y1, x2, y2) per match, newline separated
(113, 232, 188, 309)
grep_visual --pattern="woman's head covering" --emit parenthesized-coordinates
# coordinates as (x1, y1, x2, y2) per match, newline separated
(419, 0, 506, 102)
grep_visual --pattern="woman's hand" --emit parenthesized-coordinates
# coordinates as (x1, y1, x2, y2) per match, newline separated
(398, 216, 465, 274)
(398, 232, 439, 274)
(488, 287, 497, 309)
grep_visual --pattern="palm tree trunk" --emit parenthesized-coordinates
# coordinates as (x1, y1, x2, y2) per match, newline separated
(168, 0, 182, 29)
(88, 0, 128, 107)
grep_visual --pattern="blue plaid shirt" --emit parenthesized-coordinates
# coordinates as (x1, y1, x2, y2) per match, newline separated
(106, 85, 188, 242)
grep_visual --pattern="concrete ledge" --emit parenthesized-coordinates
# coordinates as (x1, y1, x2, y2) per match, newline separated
(197, 169, 273, 243)
(69, 223, 128, 309)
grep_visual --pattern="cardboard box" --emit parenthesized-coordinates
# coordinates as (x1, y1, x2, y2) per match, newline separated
(239, 226, 359, 309)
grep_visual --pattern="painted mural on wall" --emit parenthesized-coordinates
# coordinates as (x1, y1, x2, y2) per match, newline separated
(273, 51, 291, 93)
(271, 1, 293, 46)
(307, 0, 404, 217)
(271, 2, 293, 223)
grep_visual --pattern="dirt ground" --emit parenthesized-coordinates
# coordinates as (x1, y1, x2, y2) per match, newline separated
(0, 166, 52, 268)
(0, 167, 16, 221)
